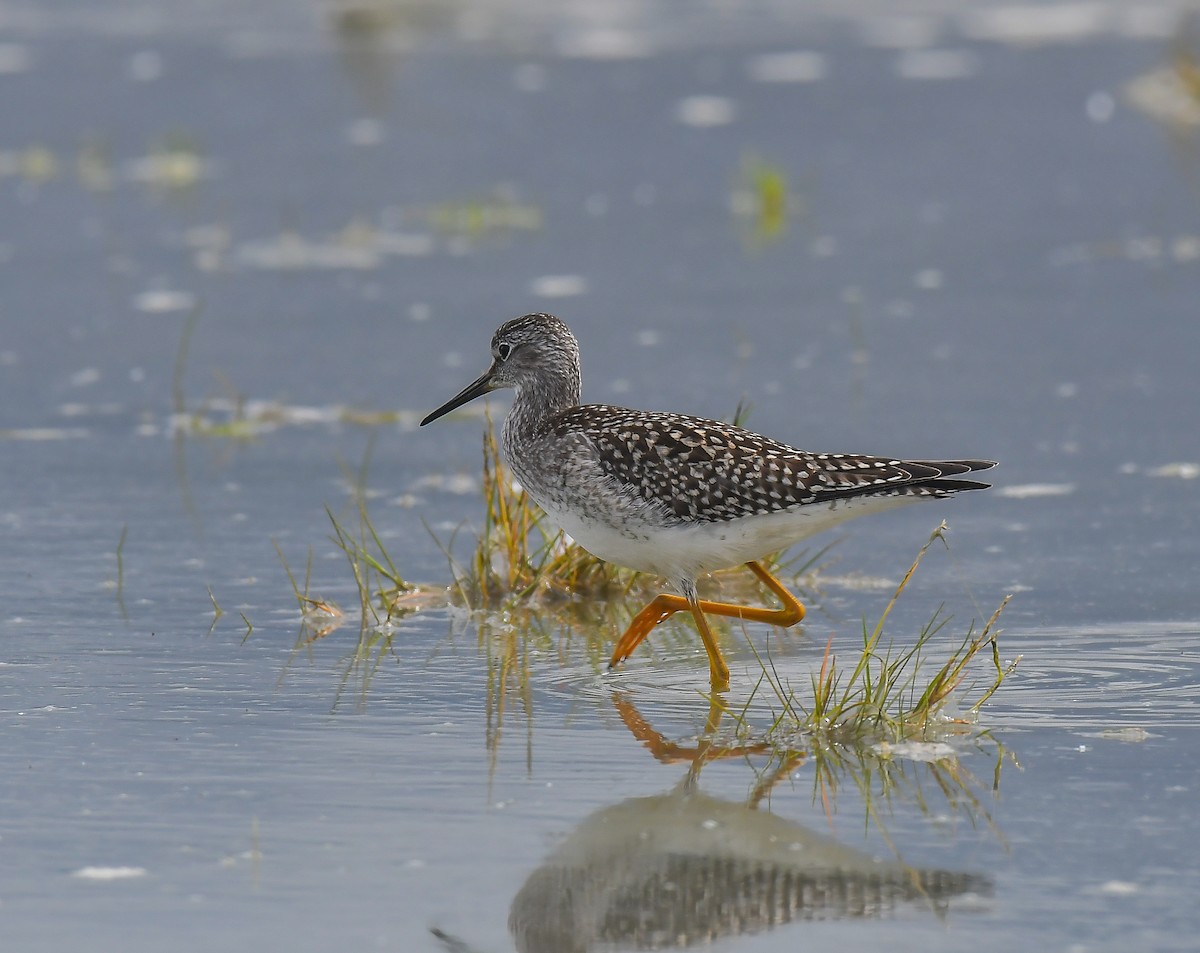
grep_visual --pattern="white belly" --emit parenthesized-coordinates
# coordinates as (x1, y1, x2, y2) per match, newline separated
(536, 492, 918, 583)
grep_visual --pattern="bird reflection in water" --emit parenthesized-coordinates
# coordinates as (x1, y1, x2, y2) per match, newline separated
(509, 695, 992, 952)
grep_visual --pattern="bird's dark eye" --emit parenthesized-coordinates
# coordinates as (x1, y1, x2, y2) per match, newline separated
(497, 342, 512, 360)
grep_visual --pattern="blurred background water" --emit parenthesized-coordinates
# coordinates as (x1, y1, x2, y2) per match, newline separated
(2, 2, 1200, 951)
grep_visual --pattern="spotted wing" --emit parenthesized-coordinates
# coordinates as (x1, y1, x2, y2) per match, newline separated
(553, 405, 994, 524)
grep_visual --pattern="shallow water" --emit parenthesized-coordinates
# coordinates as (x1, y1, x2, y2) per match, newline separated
(3, 2, 1200, 951)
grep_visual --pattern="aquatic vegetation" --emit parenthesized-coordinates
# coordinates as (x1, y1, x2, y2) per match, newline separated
(0, 131, 212, 193)
(1127, 13, 1200, 129)
(230, 219, 435, 272)
(168, 305, 419, 438)
(316, 443, 439, 633)
(276, 479, 444, 708)
(126, 131, 212, 190)
(0, 144, 58, 184)
(734, 523, 1017, 747)
(421, 189, 543, 237)
(730, 154, 803, 245)
(617, 691, 1012, 841)
(113, 524, 128, 617)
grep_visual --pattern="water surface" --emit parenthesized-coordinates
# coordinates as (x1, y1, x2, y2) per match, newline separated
(3, 3, 1200, 951)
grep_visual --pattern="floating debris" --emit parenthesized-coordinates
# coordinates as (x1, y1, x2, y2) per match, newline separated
(1091, 726, 1153, 742)
(71, 866, 148, 881)
(873, 740, 958, 763)
(1127, 66, 1200, 127)
(555, 29, 654, 60)
(232, 223, 433, 272)
(0, 427, 89, 441)
(960, 5, 1109, 45)
(529, 274, 588, 298)
(133, 289, 197, 314)
(68, 368, 101, 388)
(675, 95, 736, 128)
(1050, 234, 1200, 266)
(167, 399, 417, 437)
(0, 145, 58, 184)
(1147, 462, 1200, 479)
(409, 473, 480, 495)
(125, 134, 214, 189)
(818, 573, 899, 591)
(998, 483, 1077, 499)
(421, 190, 542, 236)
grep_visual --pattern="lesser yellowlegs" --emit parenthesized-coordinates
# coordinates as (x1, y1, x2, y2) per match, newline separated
(421, 313, 995, 689)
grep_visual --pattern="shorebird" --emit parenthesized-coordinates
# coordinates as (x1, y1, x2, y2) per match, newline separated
(421, 313, 995, 689)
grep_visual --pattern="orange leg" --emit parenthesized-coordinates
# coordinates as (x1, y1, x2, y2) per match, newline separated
(686, 597, 731, 690)
(608, 560, 806, 686)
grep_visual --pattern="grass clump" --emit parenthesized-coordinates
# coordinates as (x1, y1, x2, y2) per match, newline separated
(731, 155, 794, 245)
(274, 444, 448, 703)
(740, 522, 1018, 747)
(439, 416, 640, 608)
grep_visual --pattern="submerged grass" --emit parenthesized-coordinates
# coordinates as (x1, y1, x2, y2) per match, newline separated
(613, 691, 1015, 867)
(787, 728, 1015, 852)
(275, 442, 450, 706)
(113, 523, 128, 618)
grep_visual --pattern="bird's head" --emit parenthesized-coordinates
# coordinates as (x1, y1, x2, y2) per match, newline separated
(420, 313, 580, 426)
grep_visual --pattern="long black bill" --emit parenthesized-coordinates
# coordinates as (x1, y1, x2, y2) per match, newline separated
(420, 366, 498, 426)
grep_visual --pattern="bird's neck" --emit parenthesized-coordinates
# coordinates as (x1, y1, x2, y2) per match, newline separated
(504, 370, 580, 441)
